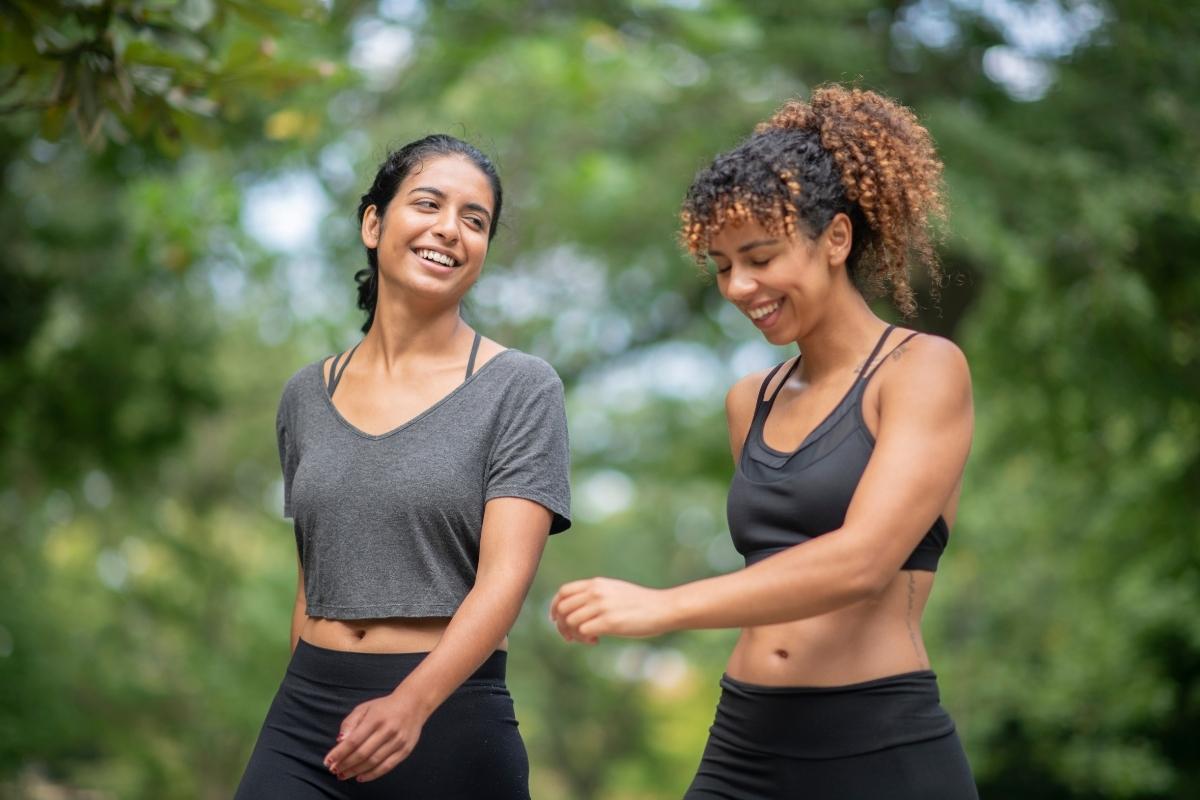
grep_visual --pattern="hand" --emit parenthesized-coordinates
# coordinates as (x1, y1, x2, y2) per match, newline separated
(550, 577, 672, 642)
(323, 688, 429, 783)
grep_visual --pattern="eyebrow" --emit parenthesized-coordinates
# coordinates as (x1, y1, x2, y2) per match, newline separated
(707, 238, 780, 257)
(408, 186, 493, 222)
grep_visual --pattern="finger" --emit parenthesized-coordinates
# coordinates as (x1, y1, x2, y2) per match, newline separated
(339, 729, 396, 779)
(578, 616, 612, 639)
(340, 703, 369, 739)
(555, 614, 584, 643)
(325, 708, 374, 769)
(549, 586, 576, 621)
(561, 618, 599, 645)
(355, 741, 415, 783)
(564, 605, 603, 631)
(555, 607, 600, 645)
(558, 610, 604, 645)
(552, 590, 596, 622)
(555, 599, 597, 635)
(552, 579, 596, 610)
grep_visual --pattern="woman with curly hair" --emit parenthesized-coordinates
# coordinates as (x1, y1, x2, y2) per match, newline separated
(552, 85, 977, 798)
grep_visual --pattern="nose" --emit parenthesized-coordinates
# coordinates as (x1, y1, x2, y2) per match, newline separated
(431, 210, 459, 244)
(723, 264, 757, 302)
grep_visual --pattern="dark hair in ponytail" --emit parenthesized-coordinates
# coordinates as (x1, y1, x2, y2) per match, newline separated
(355, 134, 503, 332)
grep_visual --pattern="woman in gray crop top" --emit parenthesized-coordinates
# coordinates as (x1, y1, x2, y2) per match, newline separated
(236, 135, 571, 799)
(552, 86, 978, 798)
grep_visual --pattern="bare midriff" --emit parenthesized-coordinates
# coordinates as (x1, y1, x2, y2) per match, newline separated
(726, 567, 935, 686)
(299, 617, 509, 654)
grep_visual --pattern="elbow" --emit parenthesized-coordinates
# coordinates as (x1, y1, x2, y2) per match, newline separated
(845, 565, 888, 603)
(842, 540, 894, 601)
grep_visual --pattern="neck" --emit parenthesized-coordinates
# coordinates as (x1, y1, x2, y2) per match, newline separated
(793, 288, 890, 381)
(360, 287, 470, 371)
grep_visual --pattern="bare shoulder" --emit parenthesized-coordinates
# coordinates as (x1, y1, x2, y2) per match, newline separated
(888, 331, 969, 379)
(877, 331, 972, 413)
(727, 355, 802, 417)
(725, 367, 769, 424)
(474, 335, 508, 365)
(724, 368, 772, 462)
(463, 334, 522, 378)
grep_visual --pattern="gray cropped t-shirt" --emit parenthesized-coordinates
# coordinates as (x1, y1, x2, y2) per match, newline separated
(276, 349, 571, 620)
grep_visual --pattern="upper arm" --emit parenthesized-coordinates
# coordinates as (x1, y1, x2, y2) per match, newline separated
(841, 336, 974, 582)
(277, 382, 301, 519)
(475, 497, 552, 594)
(485, 362, 572, 533)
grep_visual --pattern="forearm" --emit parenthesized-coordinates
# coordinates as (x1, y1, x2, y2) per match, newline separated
(663, 531, 879, 631)
(390, 581, 529, 718)
(391, 498, 550, 718)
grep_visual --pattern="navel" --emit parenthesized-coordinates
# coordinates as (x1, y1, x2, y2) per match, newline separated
(773, 648, 789, 660)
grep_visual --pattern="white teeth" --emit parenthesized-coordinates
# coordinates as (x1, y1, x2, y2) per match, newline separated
(417, 249, 457, 267)
(748, 301, 781, 320)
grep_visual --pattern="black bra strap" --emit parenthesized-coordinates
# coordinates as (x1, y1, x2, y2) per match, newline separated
(863, 331, 920, 384)
(855, 325, 896, 385)
(327, 343, 359, 399)
(755, 359, 787, 405)
(768, 357, 806, 407)
(758, 355, 806, 407)
(464, 331, 482, 379)
(325, 351, 342, 396)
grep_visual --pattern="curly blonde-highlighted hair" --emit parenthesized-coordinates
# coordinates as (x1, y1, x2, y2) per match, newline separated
(680, 84, 946, 316)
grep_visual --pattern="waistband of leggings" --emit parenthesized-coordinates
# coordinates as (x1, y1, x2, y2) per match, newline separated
(711, 669, 956, 759)
(288, 638, 507, 690)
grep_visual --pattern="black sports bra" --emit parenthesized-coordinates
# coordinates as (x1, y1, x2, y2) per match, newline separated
(726, 325, 949, 572)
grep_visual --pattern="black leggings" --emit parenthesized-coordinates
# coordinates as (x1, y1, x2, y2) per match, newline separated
(235, 640, 529, 800)
(685, 671, 978, 799)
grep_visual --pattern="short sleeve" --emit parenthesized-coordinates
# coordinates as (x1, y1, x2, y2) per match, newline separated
(276, 392, 299, 519)
(485, 367, 572, 534)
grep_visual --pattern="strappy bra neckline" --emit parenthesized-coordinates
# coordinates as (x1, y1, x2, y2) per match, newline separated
(750, 325, 898, 460)
(733, 325, 952, 538)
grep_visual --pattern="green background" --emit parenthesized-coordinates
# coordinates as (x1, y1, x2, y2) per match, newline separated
(2, 1, 1197, 797)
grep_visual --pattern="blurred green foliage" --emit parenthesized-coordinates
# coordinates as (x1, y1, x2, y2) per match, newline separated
(1, 1, 1197, 798)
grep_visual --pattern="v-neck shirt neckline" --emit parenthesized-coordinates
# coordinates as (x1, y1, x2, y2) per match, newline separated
(317, 348, 516, 442)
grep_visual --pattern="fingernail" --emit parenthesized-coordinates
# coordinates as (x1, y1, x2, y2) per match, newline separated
(336, 732, 345, 741)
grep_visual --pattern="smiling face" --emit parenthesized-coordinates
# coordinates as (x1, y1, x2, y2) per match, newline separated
(360, 154, 495, 308)
(708, 213, 852, 345)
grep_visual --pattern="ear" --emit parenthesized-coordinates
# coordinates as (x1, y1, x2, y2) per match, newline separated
(823, 212, 852, 269)
(360, 205, 382, 249)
